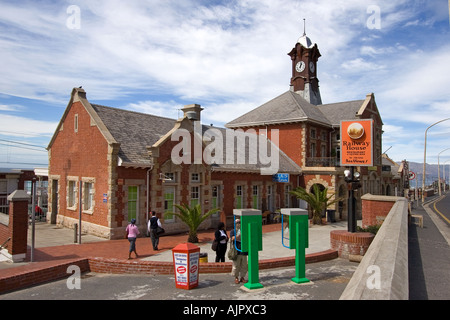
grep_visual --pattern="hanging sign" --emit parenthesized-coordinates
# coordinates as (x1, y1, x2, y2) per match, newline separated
(340, 119, 373, 167)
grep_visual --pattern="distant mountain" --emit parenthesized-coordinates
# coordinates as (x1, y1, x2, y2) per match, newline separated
(398, 161, 449, 185)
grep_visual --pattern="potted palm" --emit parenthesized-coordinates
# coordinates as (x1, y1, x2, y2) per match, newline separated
(290, 184, 341, 225)
(167, 203, 220, 243)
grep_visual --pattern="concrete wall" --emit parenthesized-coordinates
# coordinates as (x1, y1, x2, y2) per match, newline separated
(340, 198, 409, 300)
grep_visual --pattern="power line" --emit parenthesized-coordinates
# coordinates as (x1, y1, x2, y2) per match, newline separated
(0, 138, 47, 149)
(0, 161, 48, 166)
(0, 143, 47, 152)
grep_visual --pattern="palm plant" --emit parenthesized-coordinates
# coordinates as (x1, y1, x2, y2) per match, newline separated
(167, 203, 220, 243)
(290, 184, 341, 225)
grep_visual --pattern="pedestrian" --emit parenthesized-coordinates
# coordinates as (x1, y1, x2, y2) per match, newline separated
(148, 211, 162, 250)
(126, 218, 139, 259)
(214, 221, 228, 262)
(230, 219, 248, 284)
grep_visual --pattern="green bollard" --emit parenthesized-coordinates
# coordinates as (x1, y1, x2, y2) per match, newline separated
(233, 209, 263, 290)
(281, 208, 310, 284)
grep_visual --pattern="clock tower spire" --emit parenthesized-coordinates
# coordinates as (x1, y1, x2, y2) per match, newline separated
(288, 21, 322, 105)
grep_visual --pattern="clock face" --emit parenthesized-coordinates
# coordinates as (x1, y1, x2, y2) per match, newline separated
(295, 61, 305, 73)
(309, 61, 315, 73)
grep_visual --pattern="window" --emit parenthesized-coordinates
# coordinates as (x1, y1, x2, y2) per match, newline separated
(24, 181, 32, 194)
(211, 186, 221, 214)
(310, 142, 316, 157)
(252, 185, 259, 209)
(128, 186, 138, 222)
(0, 180, 7, 194)
(190, 186, 200, 207)
(68, 180, 77, 208)
(191, 173, 200, 183)
(236, 185, 243, 209)
(83, 182, 94, 211)
(284, 185, 291, 208)
(164, 187, 175, 221)
(321, 131, 327, 141)
(310, 128, 316, 139)
(165, 172, 175, 182)
(321, 144, 327, 157)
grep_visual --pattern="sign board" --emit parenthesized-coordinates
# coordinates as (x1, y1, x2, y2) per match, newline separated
(409, 172, 416, 180)
(273, 173, 289, 183)
(340, 119, 373, 167)
(174, 252, 188, 286)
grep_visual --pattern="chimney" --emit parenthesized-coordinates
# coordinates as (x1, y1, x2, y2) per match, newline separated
(182, 104, 203, 122)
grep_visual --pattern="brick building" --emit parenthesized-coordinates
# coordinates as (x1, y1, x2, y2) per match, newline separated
(47, 88, 300, 239)
(47, 31, 398, 239)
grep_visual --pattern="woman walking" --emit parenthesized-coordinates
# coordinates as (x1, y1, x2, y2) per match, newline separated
(214, 222, 228, 262)
(126, 218, 140, 259)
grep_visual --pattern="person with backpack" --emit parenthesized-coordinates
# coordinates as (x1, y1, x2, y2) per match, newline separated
(147, 211, 162, 250)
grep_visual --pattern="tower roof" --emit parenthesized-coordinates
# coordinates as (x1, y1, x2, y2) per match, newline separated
(297, 34, 314, 49)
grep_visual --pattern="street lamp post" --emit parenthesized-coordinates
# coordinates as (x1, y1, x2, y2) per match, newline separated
(438, 148, 450, 196)
(443, 159, 450, 194)
(422, 118, 450, 203)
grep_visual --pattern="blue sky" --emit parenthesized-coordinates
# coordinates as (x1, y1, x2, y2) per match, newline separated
(1, 0, 450, 169)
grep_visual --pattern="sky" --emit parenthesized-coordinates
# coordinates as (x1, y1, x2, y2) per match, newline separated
(1, 0, 450, 170)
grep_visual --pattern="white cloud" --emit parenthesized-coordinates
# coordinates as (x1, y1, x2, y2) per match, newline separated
(0, 0, 449, 166)
(124, 100, 182, 120)
(0, 114, 58, 138)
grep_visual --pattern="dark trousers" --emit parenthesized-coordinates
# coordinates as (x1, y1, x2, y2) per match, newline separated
(150, 229, 159, 250)
(215, 242, 227, 262)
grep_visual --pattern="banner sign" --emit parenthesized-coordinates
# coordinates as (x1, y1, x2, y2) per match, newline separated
(340, 119, 373, 167)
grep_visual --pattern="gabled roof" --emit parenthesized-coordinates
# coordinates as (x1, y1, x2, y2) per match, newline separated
(225, 90, 379, 129)
(317, 99, 365, 127)
(49, 88, 300, 173)
(226, 91, 331, 128)
(91, 104, 176, 166)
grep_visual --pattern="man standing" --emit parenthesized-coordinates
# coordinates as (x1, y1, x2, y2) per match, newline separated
(230, 219, 248, 284)
(148, 211, 162, 250)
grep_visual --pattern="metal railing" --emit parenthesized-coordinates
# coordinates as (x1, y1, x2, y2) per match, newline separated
(0, 195, 8, 215)
(0, 237, 11, 250)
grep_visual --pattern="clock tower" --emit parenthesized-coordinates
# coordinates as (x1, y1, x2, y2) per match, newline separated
(288, 29, 322, 105)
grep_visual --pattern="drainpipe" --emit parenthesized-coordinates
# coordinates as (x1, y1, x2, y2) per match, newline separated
(146, 165, 153, 236)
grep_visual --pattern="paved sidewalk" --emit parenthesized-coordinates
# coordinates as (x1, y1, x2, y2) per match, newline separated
(1, 220, 348, 271)
(408, 198, 450, 300)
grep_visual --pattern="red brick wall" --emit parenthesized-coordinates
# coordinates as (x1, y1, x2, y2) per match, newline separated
(0, 197, 28, 259)
(212, 171, 299, 216)
(49, 101, 111, 228)
(362, 198, 396, 228)
(8, 200, 28, 256)
(330, 230, 374, 258)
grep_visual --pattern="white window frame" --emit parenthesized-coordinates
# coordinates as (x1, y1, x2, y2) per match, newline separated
(67, 179, 78, 210)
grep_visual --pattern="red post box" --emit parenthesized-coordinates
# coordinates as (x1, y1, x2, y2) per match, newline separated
(172, 243, 200, 290)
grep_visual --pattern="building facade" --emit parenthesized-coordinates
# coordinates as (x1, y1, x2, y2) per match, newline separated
(47, 31, 401, 239)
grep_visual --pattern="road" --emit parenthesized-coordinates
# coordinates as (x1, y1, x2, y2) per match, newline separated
(432, 193, 450, 226)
